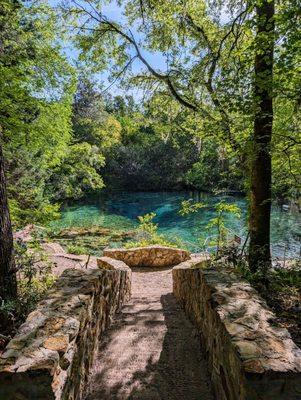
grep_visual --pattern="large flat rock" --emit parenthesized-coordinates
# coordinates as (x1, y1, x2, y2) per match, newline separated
(103, 245, 190, 267)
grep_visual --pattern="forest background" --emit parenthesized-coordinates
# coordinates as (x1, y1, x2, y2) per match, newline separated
(2, 0, 299, 226)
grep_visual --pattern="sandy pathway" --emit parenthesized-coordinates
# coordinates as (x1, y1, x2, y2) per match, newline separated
(86, 267, 214, 400)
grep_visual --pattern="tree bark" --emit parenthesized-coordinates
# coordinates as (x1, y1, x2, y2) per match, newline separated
(249, 0, 275, 272)
(0, 141, 17, 300)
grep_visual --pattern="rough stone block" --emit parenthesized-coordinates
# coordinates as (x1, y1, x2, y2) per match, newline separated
(103, 245, 190, 267)
(97, 256, 131, 305)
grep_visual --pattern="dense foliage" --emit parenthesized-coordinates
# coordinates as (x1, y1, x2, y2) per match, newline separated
(1, 0, 299, 230)
(102, 94, 244, 192)
(0, 0, 300, 304)
(61, 0, 300, 270)
(1, 0, 75, 226)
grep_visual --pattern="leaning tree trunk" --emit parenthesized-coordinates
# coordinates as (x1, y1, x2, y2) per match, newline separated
(249, 0, 275, 273)
(0, 141, 17, 300)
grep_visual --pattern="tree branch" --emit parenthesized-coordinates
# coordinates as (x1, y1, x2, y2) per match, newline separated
(69, 1, 245, 150)
(102, 55, 138, 93)
(70, 0, 198, 111)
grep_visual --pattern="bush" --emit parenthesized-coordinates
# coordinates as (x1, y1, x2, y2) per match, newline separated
(0, 242, 56, 343)
(9, 199, 60, 228)
(126, 212, 184, 249)
(67, 244, 88, 255)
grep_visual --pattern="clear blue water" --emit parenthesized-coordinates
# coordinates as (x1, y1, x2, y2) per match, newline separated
(50, 191, 301, 258)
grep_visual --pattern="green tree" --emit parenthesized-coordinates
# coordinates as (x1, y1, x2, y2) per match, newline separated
(50, 142, 105, 200)
(248, 0, 275, 271)
(66, 0, 300, 271)
(49, 77, 122, 201)
(0, 0, 75, 298)
(0, 138, 17, 300)
(72, 77, 121, 149)
(2, 0, 76, 226)
(0, 0, 28, 299)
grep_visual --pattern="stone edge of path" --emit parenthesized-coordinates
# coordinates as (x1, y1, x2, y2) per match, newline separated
(103, 245, 190, 267)
(0, 260, 131, 400)
(172, 259, 301, 400)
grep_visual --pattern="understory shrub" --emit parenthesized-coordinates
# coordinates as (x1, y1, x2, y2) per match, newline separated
(0, 241, 56, 344)
(126, 212, 185, 249)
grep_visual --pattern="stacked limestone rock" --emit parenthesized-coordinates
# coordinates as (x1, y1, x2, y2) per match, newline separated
(0, 262, 131, 400)
(173, 259, 301, 400)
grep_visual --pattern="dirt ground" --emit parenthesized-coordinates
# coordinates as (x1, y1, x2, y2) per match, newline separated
(85, 267, 214, 400)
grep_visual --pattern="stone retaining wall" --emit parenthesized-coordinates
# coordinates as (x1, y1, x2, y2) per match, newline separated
(0, 261, 131, 400)
(97, 257, 131, 306)
(173, 259, 301, 400)
(104, 245, 190, 267)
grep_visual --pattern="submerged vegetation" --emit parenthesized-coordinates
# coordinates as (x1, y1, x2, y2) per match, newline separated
(48, 224, 136, 256)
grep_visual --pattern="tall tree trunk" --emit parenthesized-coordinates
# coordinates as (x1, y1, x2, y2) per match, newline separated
(249, 0, 275, 272)
(0, 141, 17, 300)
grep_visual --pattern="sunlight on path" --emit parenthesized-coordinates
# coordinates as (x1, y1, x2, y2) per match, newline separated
(85, 268, 214, 400)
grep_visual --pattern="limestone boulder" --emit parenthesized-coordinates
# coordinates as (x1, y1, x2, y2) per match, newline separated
(103, 245, 190, 268)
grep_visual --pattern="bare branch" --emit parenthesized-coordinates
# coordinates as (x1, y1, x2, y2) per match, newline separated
(102, 55, 138, 93)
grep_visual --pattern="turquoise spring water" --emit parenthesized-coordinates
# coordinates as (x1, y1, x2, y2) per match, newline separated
(50, 191, 301, 258)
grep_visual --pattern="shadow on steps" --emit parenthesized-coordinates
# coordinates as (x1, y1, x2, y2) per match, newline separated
(85, 292, 214, 400)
